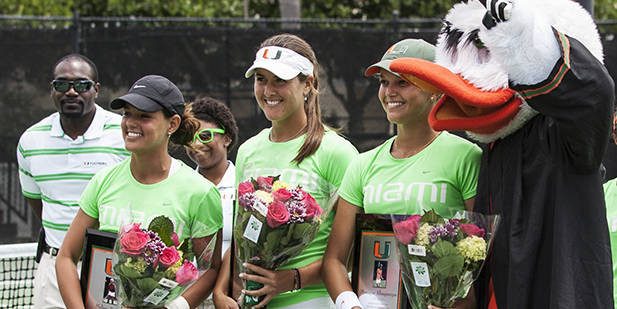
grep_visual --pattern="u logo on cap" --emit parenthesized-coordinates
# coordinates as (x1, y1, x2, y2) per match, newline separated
(386, 45, 408, 55)
(262, 49, 282, 60)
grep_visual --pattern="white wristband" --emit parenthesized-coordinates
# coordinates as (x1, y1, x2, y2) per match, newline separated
(165, 296, 190, 309)
(335, 291, 363, 309)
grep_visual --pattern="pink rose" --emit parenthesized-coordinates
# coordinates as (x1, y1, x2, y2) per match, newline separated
(175, 260, 199, 286)
(159, 246, 181, 267)
(119, 229, 150, 255)
(406, 215, 422, 225)
(171, 232, 180, 247)
(238, 181, 255, 196)
(460, 224, 485, 238)
(256, 176, 274, 190)
(272, 188, 292, 202)
(303, 194, 323, 219)
(393, 217, 421, 244)
(266, 201, 290, 228)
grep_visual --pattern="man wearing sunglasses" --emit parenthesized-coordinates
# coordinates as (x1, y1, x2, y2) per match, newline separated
(17, 54, 129, 308)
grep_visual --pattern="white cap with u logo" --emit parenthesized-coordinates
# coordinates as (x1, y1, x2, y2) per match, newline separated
(245, 46, 314, 80)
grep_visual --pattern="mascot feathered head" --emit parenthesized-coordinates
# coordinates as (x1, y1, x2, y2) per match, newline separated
(390, 0, 603, 142)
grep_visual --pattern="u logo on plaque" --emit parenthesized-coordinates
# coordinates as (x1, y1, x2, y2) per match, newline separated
(373, 240, 391, 259)
(105, 258, 114, 276)
(353, 214, 409, 309)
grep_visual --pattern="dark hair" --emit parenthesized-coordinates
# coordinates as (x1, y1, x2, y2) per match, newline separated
(168, 106, 201, 147)
(259, 33, 324, 164)
(53, 53, 99, 82)
(187, 97, 239, 152)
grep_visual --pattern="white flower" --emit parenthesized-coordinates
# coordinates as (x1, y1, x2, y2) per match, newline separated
(272, 180, 291, 191)
(415, 224, 432, 247)
(456, 236, 487, 262)
(254, 190, 274, 204)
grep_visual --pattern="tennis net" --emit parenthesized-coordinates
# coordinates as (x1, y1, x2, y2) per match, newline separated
(0, 242, 36, 308)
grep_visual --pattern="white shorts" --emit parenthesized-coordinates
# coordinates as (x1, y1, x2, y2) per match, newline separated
(33, 252, 81, 309)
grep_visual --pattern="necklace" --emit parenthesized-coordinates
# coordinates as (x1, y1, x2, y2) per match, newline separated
(270, 124, 308, 142)
(391, 132, 440, 159)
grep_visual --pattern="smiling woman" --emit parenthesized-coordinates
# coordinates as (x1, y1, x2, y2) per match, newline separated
(55, 75, 224, 309)
(322, 39, 482, 309)
(253, 69, 308, 130)
(213, 33, 359, 309)
(185, 97, 238, 255)
(182, 96, 239, 308)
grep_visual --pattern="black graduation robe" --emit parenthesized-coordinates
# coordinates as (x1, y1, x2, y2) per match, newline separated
(475, 30, 615, 309)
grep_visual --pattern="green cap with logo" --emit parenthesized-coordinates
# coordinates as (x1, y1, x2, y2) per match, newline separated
(365, 39, 436, 77)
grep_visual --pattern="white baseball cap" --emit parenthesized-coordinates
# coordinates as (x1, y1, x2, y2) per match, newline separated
(245, 46, 314, 80)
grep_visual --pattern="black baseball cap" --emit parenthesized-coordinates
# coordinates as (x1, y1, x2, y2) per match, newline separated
(110, 75, 185, 118)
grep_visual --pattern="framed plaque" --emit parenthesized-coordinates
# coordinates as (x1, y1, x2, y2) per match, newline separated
(80, 228, 120, 309)
(352, 214, 408, 309)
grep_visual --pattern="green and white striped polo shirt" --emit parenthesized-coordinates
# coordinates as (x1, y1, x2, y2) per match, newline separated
(17, 104, 129, 248)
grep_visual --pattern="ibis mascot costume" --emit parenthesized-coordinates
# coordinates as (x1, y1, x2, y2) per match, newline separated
(390, 0, 615, 308)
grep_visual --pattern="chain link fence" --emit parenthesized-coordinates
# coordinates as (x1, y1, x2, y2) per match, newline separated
(0, 15, 616, 245)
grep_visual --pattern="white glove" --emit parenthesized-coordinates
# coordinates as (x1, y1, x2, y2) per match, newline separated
(335, 291, 364, 309)
(165, 296, 190, 309)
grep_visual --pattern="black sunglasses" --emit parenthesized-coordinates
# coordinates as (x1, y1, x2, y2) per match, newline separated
(51, 80, 95, 93)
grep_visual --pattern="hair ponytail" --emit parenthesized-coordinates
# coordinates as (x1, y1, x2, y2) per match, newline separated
(293, 74, 324, 164)
(169, 106, 200, 147)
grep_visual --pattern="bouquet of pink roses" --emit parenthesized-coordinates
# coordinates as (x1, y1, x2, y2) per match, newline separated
(113, 215, 215, 308)
(391, 210, 498, 308)
(233, 175, 323, 308)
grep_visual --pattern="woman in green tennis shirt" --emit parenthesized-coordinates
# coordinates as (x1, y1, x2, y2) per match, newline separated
(56, 75, 223, 309)
(322, 39, 481, 309)
(213, 34, 358, 309)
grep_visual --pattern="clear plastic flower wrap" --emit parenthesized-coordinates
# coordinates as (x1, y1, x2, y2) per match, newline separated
(232, 175, 335, 308)
(391, 209, 499, 308)
(112, 215, 216, 308)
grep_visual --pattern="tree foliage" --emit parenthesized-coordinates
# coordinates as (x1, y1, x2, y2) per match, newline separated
(595, 0, 617, 19)
(0, 0, 613, 20)
(0, 0, 73, 16)
(300, 0, 455, 19)
(0, 0, 244, 17)
(0, 0, 452, 20)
